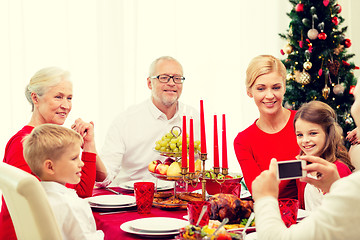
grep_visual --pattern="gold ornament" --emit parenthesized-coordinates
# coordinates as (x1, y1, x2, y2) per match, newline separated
(294, 70, 311, 85)
(333, 84, 345, 95)
(345, 117, 354, 125)
(283, 43, 293, 54)
(286, 73, 295, 80)
(322, 85, 330, 99)
(303, 61, 312, 70)
(333, 44, 344, 55)
(307, 28, 319, 40)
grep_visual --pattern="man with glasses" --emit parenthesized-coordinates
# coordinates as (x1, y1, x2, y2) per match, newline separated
(97, 56, 199, 186)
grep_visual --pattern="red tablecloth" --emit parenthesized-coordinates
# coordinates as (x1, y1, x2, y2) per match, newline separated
(92, 186, 200, 240)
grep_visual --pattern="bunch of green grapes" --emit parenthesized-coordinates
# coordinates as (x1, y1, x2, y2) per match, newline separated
(154, 129, 201, 153)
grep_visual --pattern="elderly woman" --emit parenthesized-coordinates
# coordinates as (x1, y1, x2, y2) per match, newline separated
(233, 55, 301, 204)
(0, 67, 103, 240)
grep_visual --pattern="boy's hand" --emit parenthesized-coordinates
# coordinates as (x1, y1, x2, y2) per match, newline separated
(252, 158, 280, 201)
(299, 155, 340, 193)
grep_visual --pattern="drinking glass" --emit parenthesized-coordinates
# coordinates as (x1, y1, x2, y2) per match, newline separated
(134, 182, 155, 214)
(220, 182, 241, 197)
(187, 201, 211, 227)
(278, 198, 299, 227)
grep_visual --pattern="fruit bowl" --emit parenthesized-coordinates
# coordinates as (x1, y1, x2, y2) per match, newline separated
(153, 149, 183, 158)
(203, 173, 243, 195)
(150, 172, 183, 181)
(153, 126, 202, 158)
(153, 149, 201, 158)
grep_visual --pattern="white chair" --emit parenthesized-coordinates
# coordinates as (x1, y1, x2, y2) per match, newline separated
(0, 162, 62, 240)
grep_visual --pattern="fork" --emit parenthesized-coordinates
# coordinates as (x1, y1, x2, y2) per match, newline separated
(104, 187, 122, 195)
(99, 209, 137, 215)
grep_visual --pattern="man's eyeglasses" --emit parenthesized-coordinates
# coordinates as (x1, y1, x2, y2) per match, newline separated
(150, 74, 185, 84)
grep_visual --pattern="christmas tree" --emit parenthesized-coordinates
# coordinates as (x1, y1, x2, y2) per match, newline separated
(279, 0, 359, 144)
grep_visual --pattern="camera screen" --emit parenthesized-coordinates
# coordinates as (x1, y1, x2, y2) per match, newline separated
(278, 161, 303, 179)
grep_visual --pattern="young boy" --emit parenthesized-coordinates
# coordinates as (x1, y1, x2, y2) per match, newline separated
(23, 124, 104, 240)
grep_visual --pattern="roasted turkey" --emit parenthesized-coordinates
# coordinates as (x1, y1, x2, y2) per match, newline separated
(208, 193, 253, 223)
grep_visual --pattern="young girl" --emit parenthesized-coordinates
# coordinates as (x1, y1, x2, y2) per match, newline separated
(294, 100, 354, 211)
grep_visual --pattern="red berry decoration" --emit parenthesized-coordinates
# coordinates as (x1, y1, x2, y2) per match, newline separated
(318, 32, 327, 40)
(295, 3, 304, 12)
(323, 0, 329, 7)
(344, 39, 352, 48)
(332, 17, 339, 26)
(318, 68, 323, 76)
(334, 4, 342, 13)
(342, 60, 350, 66)
(299, 40, 304, 48)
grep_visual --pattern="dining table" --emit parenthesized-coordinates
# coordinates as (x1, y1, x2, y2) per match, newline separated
(91, 183, 201, 240)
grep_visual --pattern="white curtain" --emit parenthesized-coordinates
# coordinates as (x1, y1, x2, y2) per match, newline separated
(1, 0, 359, 175)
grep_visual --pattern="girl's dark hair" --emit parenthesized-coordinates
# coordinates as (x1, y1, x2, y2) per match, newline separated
(294, 101, 354, 171)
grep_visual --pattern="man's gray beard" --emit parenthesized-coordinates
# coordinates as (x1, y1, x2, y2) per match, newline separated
(153, 93, 178, 108)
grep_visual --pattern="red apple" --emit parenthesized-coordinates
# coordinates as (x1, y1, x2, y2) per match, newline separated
(155, 164, 169, 175)
(148, 160, 162, 173)
(163, 157, 175, 166)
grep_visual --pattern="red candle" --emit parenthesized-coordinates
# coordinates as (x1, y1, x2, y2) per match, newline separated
(200, 100, 207, 153)
(189, 118, 195, 172)
(182, 116, 187, 168)
(222, 114, 228, 169)
(213, 115, 219, 168)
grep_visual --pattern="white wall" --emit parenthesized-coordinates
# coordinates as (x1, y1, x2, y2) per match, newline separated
(0, 0, 359, 175)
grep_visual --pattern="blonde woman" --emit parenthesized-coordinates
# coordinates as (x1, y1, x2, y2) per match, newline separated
(234, 55, 300, 204)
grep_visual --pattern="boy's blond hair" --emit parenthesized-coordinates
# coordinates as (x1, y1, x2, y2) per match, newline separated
(23, 124, 83, 178)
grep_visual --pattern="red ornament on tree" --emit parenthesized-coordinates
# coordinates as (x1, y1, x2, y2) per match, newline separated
(332, 17, 339, 26)
(318, 32, 327, 40)
(334, 4, 342, 13)
(350, 85, 356, 95)
(344, 39, 352, 48)
(323, 0, 329, 7)
(295, 3, 304, 12)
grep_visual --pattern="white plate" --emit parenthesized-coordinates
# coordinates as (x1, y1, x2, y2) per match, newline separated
(119, 180, 174, 191)
(227, 226, 256, 233)
(89, 202, 136, 209)
(245, 232, 257, 240)
(130, 217, 188, 232)
(120, 217, 187, 237)
(87, 195, 135, 206)
(297, 209, 310, 220)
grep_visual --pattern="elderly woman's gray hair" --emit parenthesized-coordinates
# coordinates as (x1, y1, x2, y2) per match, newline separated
(25, 67, 70, 111)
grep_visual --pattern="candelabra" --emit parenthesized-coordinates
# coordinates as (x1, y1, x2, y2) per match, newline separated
(153, 125, 229, 201)
(181, 152, 229, 201)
